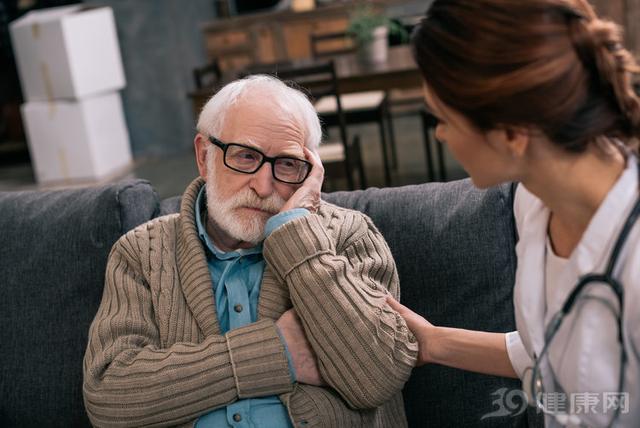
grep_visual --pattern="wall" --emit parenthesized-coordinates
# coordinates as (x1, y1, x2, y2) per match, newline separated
(86, 0, 216, 156)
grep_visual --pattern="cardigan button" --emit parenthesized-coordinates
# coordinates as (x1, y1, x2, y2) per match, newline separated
(233, 413, 242, 422)
(234, 304, 243, 313)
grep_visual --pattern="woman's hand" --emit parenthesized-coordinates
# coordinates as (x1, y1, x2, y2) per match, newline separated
(388, 295, 518, 378)
(387, 296, 436, 367)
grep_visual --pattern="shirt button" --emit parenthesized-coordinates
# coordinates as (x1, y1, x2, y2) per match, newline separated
(233, 413, 242, 422)
(234, 304, 243, 313)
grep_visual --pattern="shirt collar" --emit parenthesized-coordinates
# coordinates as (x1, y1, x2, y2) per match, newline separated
(195, 186, 262, 260)
(573, 154, 639, 275)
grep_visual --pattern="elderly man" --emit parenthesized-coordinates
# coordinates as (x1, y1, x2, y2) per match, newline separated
(83, 75, 417, 427)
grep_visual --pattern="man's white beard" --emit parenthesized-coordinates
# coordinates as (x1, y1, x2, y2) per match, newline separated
(205, 162, 286, 246)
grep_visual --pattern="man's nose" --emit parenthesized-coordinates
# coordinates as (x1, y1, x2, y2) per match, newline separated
(249, 162, 275, 198)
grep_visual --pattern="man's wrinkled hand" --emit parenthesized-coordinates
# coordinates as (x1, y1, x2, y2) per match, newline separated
(280, 148, 324, 214)
(276, 308, 325, 386)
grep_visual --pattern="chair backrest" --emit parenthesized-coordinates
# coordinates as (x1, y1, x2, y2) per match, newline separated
(242, 60, 349, 149)
(193, 59, 222, 90)
(310, 31, 356, 58)
(240, 60, 357, 189)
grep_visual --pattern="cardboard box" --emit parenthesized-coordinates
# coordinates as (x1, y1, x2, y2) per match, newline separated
(10, 5, 126, 102)
(21, 92, 132, 184)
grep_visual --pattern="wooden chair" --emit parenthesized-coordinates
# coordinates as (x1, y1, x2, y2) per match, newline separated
(419, 109, 447, 181)
(310, 31, 394, 186)
(192, 59, 222, 90)
(242, 60, 367, 190)
(383, 88, 446, 181)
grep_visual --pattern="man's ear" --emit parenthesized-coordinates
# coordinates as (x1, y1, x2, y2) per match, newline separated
(194, 133, 209, 180)
(485, 126, 530, 159)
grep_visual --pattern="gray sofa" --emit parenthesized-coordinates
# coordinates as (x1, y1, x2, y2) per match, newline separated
(0, 178, 541, 427)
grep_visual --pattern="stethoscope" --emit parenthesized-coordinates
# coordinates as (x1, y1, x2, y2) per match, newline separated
(526, 170, 640, 427)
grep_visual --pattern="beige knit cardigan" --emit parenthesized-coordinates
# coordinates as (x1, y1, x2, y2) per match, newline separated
(83, 177, 418, 427)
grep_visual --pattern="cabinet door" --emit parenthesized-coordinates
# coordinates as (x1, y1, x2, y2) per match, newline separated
(204, 29, 254, 72)
(255, 25, 277, 64)
(205, 30, 251, 53)
(283, 17, 349, 60)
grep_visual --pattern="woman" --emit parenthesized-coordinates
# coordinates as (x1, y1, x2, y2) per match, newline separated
(387, 0, 640, 426)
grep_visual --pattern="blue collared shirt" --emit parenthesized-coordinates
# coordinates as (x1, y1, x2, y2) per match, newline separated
(194, 186, 308, 428)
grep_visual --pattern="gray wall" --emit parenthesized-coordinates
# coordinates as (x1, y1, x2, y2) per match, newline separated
(87, 0, 216, 156)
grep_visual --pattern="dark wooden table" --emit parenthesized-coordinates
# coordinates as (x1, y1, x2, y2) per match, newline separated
(189, 45, 422, 109)
(332, 45, 423, 94)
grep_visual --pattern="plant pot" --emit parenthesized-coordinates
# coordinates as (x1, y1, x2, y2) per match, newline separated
(357, 26, 389, 64)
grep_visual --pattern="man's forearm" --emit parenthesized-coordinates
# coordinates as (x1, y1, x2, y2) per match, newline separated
(264, 214, 418, 409)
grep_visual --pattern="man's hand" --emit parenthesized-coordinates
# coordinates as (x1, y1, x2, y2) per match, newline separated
(280, 147, 324, 213)
(276, 308, 325, 386)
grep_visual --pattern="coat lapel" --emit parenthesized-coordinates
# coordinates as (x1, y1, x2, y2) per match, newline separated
(176, 177, 221, 337)
(513, 188, 549, 360)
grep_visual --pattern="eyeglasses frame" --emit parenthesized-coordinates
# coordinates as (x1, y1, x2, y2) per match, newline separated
(207, 136, 312, 184)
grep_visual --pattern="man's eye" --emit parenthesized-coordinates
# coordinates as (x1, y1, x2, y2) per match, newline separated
(235, 150, 259, 161)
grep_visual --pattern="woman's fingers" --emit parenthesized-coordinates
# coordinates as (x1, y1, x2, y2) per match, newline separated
(387, 295, 424, 328)
(387, 295, 432, 366)
(386, 295, 409, 315)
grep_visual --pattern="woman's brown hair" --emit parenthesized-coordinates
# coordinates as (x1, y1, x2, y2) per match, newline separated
(412, 0, 640, 152)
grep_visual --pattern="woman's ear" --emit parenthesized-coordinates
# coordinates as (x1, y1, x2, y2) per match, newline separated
(194, 133, 209, 179)
(485, 126, 530, 159)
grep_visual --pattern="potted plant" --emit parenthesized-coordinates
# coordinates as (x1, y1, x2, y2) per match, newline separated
(346, 4, 408, 64)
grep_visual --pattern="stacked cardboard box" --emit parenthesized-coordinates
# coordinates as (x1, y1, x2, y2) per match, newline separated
(10, 5, 132, 184)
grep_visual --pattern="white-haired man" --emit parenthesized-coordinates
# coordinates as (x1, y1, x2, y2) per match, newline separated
(83, 75, 418, 427)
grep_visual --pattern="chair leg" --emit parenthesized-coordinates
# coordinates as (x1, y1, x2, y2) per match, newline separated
(377, 116, 392, 186)
(352, 135, 367, 189)
(344, 159, 355, 190)
(420, 110, 436, 182)
(435, 139, 447, 181)
(382, 101, 398, 170)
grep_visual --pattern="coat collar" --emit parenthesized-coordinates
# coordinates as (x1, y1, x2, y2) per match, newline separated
(176, 177, 292, 337)
(513, 189, 549, 359)
(177, 177, 221, 336)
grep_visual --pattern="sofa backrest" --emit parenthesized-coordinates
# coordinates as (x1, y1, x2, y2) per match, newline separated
(0, 180, 159, 427)
(0, 178, 537, 427)
(324, 180, 531, 427)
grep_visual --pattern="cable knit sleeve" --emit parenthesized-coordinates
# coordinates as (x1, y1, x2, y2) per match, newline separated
(263, 206, 418, 410)
(82, 231, 293, 427)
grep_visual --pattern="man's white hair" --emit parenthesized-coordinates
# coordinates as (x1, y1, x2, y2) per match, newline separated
(196, 74, 322, 152)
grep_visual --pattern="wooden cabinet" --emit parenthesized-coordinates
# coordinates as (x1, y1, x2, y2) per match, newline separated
(281, 17, 349, 59)
(200, 2, 380, 71)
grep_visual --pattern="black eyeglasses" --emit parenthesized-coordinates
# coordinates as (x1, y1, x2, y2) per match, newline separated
(208, 136, 312, 184)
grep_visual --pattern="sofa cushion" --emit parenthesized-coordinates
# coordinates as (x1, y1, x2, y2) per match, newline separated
(324, 180, 531, 428)
(0, 180, 158, 427)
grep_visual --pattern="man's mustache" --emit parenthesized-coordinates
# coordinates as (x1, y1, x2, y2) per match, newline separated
(231, 190, 284, 214)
